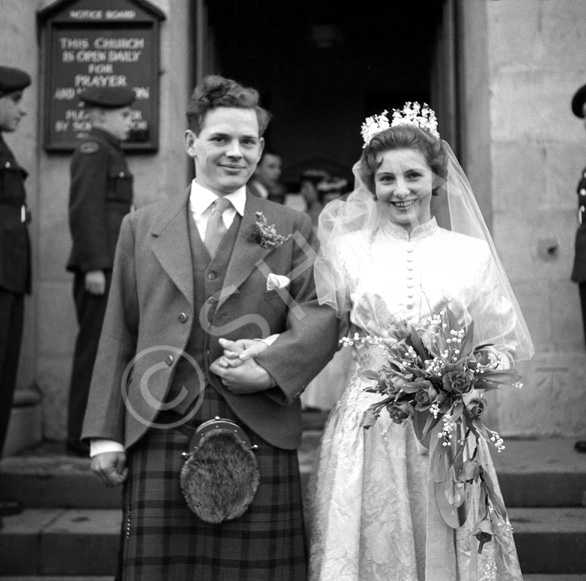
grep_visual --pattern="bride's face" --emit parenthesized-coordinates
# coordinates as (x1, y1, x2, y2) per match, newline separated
(374, 148, 434, 232)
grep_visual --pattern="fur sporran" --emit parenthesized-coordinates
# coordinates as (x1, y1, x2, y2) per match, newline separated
(180, 417, 260, 524)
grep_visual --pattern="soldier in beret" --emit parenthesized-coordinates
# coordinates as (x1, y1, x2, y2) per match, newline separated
(66, 86, 135, 456)
(571, 84, 586, 454)
(0, 65, 32, 520)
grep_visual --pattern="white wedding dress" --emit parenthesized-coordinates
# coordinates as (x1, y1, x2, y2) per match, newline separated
(306, 218, 524, 581)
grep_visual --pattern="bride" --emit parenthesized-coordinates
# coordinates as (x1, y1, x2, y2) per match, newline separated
(306, 104, 534, 580)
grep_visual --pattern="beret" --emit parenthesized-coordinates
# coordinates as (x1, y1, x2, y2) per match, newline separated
(0, 66, 31, 97)
(571, 84, 586, 118)
(79, 87, 136, 108)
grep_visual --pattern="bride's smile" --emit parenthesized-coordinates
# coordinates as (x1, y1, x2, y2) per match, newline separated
(374, 147, 434, 231)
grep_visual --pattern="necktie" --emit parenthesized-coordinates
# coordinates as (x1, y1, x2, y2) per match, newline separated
(204, 197, 232, 258)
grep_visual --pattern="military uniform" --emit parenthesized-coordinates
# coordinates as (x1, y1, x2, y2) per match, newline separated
(0, 66, 31, 465)
(66, 87, 135, 453)
(571, 85, 586, 348)
(571, 84, 586, 452)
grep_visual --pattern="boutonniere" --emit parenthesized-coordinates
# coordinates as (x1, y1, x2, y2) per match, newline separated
(246, 212, 291, 249)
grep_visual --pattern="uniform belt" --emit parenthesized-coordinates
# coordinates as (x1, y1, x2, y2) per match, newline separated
(0, 200, 30, 223)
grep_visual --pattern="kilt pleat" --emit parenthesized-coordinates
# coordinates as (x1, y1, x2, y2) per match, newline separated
(118, 387, 307, 581)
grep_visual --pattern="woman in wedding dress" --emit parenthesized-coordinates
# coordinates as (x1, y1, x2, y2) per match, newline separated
(306, 104, 534, 581)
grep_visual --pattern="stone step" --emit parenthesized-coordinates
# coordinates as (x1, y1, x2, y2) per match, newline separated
(0, 509, 120, 576)
(0, 442, 121, 510)
(510, 508, 586, 574)
(1, 507, 585, 576)
(2, 437, 585, 509)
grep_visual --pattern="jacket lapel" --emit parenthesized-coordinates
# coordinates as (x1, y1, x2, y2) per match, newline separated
(151, 189, 194, 306)
(218, 193, 273, 310)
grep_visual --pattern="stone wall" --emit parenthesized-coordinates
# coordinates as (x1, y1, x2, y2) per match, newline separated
(460, 0, 586, 437)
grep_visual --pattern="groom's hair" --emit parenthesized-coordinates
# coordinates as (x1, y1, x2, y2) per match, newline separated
(186, 75, 271, 136)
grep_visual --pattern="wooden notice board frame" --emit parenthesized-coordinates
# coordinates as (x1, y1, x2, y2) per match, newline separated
(38, 0, 165, 152)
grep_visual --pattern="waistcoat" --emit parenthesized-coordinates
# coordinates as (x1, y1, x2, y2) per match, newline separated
(166, 207, 242, 414)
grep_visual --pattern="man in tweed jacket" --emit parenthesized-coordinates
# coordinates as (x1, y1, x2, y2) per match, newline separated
(82, 75, 339, 579)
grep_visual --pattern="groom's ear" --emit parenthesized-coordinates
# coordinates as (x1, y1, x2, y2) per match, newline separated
(184, 130, 197, 158)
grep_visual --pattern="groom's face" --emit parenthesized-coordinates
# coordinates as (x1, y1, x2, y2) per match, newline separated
(185, 106, 264, 196)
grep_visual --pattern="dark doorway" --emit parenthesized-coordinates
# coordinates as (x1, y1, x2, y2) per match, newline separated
(205, 1, 448, 189)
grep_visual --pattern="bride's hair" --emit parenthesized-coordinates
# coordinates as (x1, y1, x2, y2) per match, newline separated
(359, 124, 448, 195)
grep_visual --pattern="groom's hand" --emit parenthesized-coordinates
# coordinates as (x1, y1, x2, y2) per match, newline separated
(218, 338, 269, 367)
(210, 339, 275, 394)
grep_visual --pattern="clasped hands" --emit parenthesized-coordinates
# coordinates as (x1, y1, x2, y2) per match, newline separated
(209, 338, 272, 394)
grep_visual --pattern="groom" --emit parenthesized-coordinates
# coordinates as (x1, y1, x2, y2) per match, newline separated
(81, 75, 338, 579)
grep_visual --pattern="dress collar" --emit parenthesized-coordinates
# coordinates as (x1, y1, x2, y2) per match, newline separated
(189, 180, 246, 217)
(380, 217, 438, 241)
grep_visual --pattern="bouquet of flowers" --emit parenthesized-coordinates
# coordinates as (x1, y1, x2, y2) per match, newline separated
(350, 305, 523, 555)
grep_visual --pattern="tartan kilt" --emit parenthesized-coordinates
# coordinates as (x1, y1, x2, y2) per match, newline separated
(117, 386, 307, 581)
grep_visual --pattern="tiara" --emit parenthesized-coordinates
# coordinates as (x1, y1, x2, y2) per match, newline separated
(361, 102, 440, 147)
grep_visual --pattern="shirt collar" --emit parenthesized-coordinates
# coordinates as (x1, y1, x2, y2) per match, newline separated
(189, 180, 247, 217)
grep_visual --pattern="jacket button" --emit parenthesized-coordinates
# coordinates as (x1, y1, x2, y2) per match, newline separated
(165, 355, 174, 366)
(178, 312, 188, 323)
(207, 272, 217, 280)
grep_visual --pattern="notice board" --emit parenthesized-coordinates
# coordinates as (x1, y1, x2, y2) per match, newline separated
(38, 0, 165, 152)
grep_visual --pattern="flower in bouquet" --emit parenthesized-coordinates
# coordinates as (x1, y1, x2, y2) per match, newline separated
(351, 304, 523, 555)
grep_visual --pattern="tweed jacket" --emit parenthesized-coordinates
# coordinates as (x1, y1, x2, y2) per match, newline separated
(82, 190, 339, 450)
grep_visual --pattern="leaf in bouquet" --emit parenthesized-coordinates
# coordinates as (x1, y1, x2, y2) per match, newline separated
(361, 409, 380, 429)
(449, 400, 465, 423)
(360, 369, 380, 381)
(473, 379, 502, 392)
(413, 409, 439, 448)
(480, 468, 508, 521)
(458, 459, 481, 483)
(459, 320, 475, 358)
(421, 410, 442, 439)
(434, 480, 469, 528)
(409, 326, 431, 360)
(470, 417, 494, 445)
